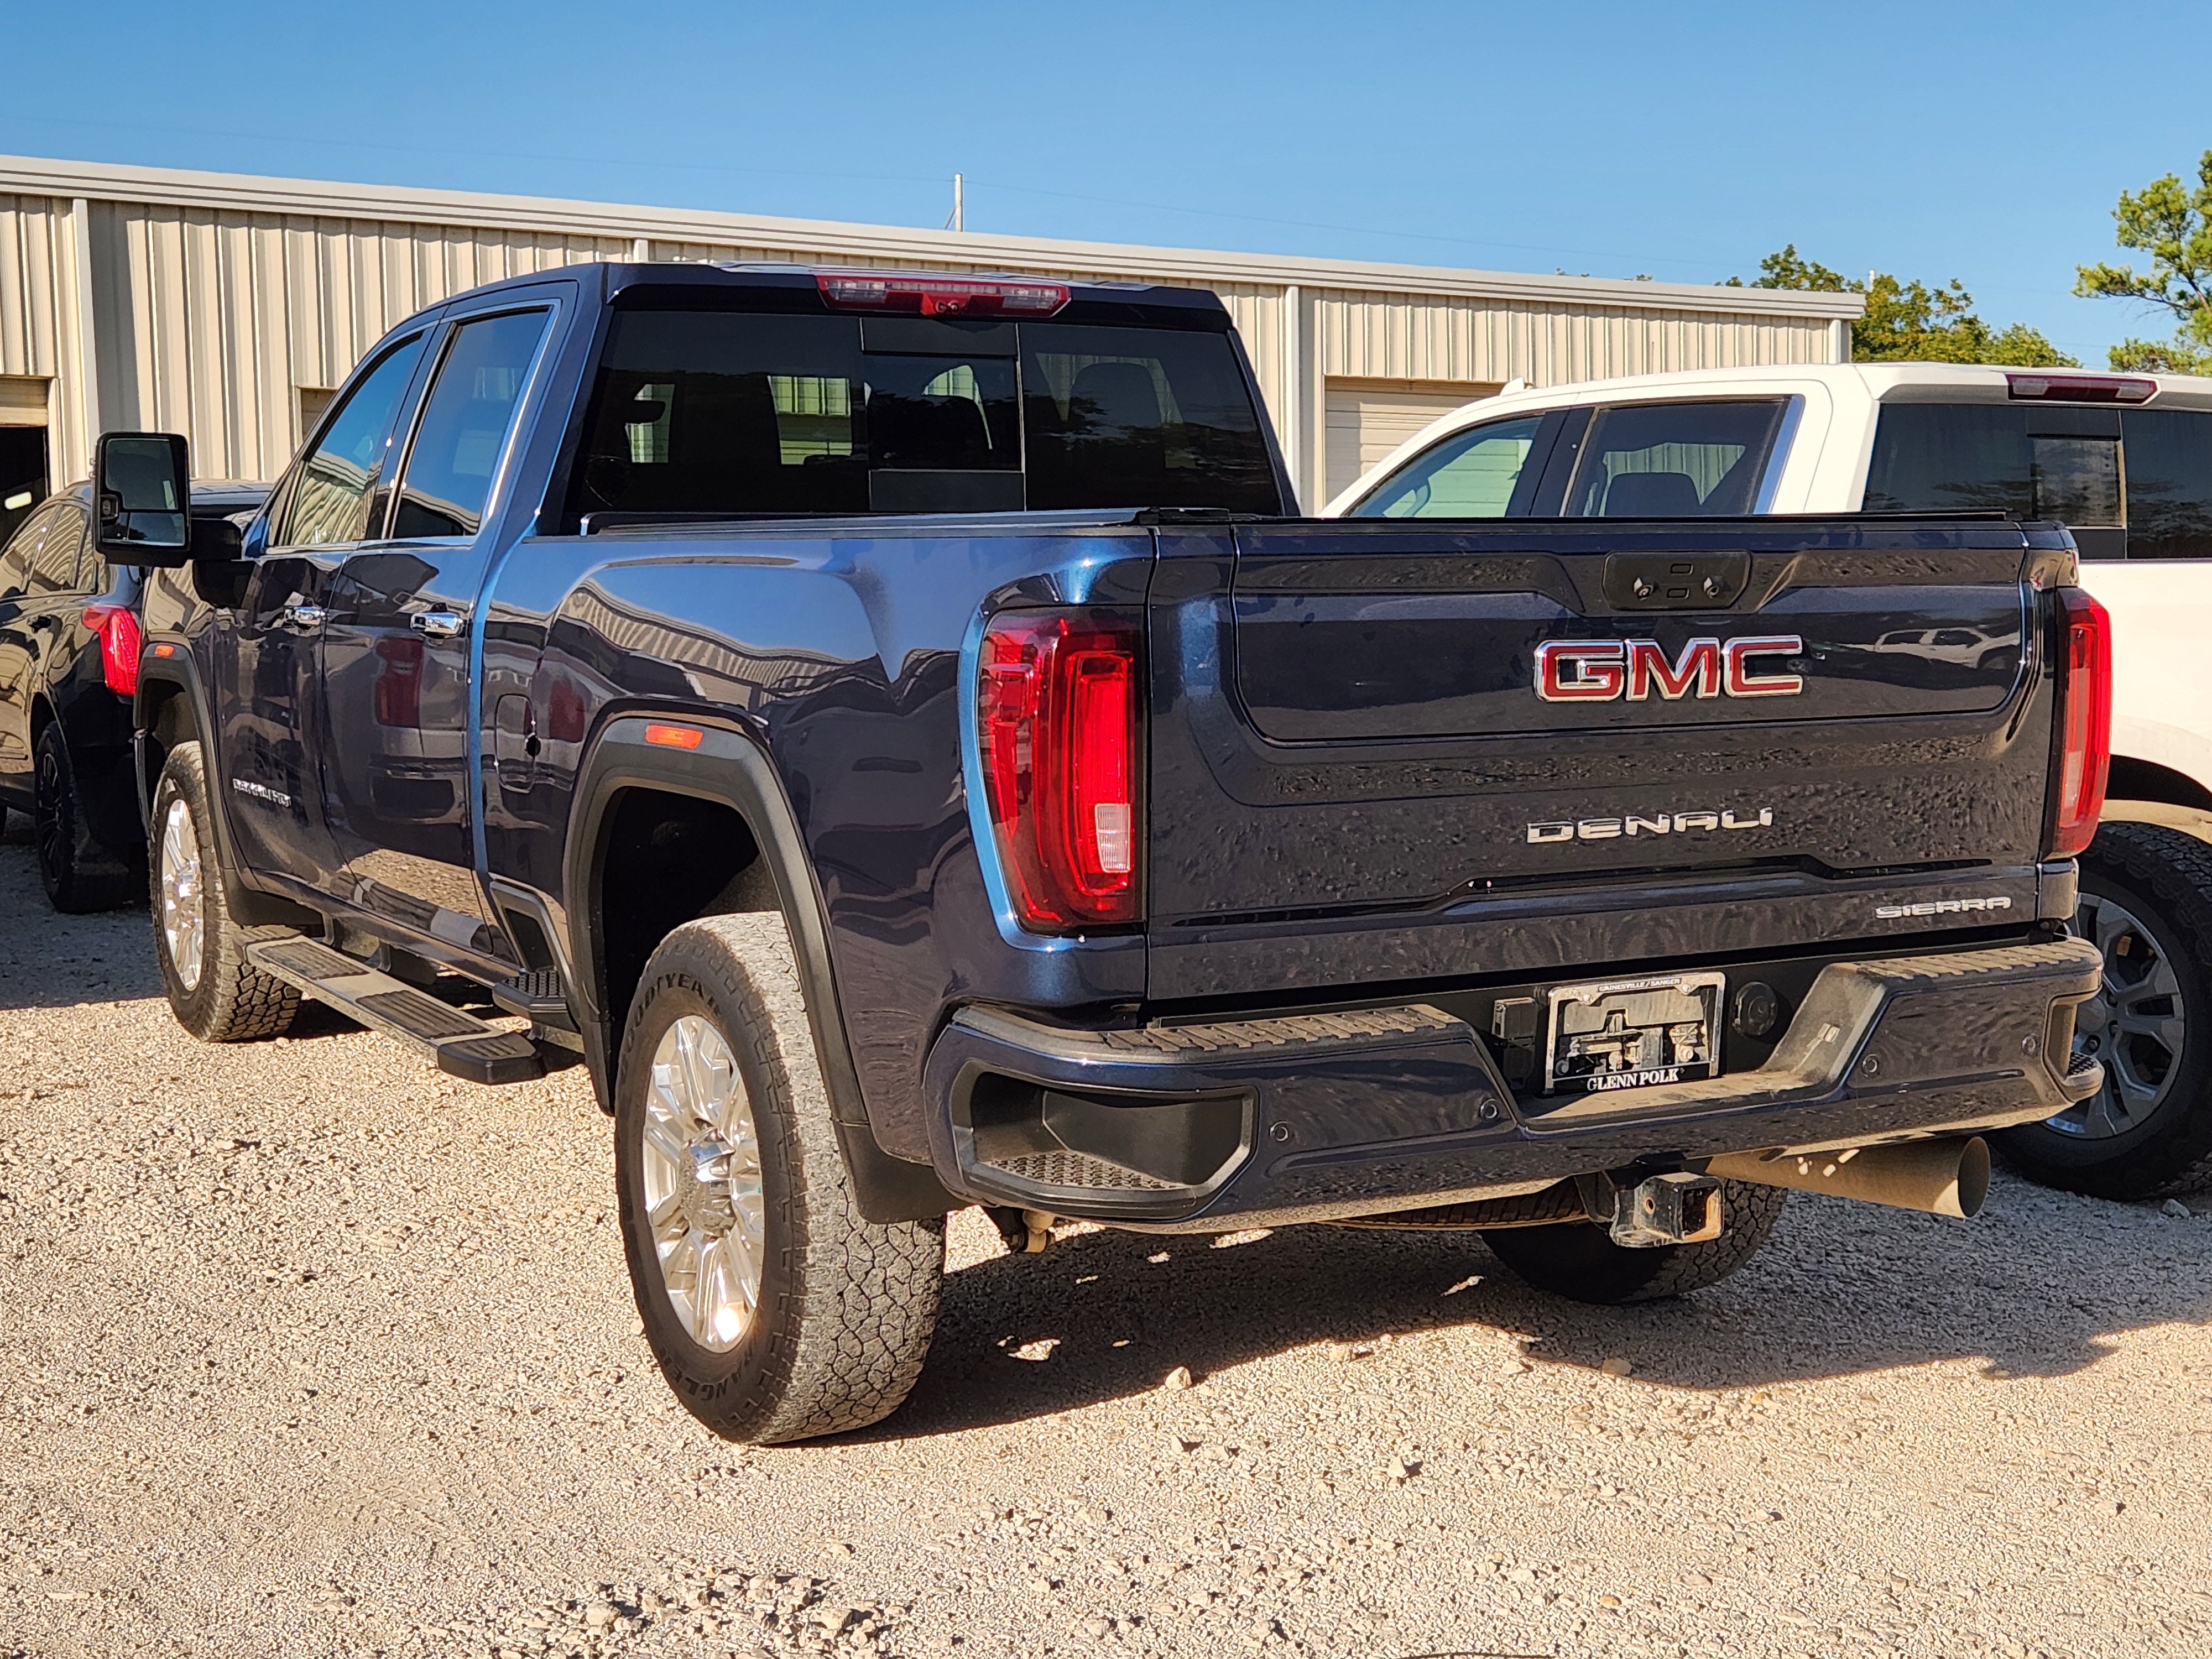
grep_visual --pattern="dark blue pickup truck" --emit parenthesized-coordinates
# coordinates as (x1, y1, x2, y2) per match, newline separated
(98, 261, 2109, 1442)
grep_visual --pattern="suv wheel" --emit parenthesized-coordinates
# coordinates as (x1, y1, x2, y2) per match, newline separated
(1481, 1181, 1787, 1304)
(149, 740, 300, 1042)
(1997, 822, 2212, 1199)
(615, 912, 944, 1443)
(33, 724, 137, 913)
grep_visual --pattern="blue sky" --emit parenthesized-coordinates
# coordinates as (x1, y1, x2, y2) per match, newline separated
(5, 0, 2205, 366)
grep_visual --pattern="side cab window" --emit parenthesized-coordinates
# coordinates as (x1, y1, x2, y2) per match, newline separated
(389, 308, 555, 539)
(0, 504, 59, 601)
(1348, 415, 1548, 519)
(268, 331, 431, 550)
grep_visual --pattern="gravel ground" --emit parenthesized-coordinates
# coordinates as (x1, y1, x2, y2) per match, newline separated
(2, 822, 2210, 1659)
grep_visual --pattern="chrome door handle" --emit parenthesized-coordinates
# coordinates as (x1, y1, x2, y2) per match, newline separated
(281, 603, 327, 630)
(409, 609, 466, 639)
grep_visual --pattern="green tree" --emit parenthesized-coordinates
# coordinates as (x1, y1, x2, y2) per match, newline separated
(1725, 245, 2077, 367)
(2074, 151, 2212, 374)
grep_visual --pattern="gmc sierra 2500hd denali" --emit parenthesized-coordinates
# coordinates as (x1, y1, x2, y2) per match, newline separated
(98, 262, 2108, 1443)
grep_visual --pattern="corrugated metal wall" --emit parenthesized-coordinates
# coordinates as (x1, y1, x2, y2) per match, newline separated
(0, 166, 1855, 499)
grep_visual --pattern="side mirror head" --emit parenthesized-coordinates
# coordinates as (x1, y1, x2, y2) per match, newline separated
(92, 432, 192, 567)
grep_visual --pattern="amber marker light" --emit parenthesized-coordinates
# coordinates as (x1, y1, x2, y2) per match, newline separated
(643, 723, 705, 750)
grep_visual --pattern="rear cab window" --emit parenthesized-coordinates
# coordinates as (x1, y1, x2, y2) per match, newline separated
(565, 293, 1282, 524)
(1863, 399, 2212, 560)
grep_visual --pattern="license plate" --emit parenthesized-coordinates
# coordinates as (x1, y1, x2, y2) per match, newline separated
(1545, 972, 1725, 1095)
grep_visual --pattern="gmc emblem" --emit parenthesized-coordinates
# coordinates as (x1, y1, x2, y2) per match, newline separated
(1535, 635, 1804, 702)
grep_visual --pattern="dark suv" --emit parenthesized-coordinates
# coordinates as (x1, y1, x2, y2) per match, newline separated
(0, 479, 267, 910)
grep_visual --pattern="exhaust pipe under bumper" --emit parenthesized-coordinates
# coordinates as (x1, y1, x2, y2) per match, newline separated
(1706, 1136, 1990, 1219)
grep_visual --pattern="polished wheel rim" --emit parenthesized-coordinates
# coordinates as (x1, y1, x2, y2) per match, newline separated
(640, 1014, 764, 1352)
(2048, 889, 2184, 1140)
(159, 796, 206, 993)
(32, 742, 65, 882)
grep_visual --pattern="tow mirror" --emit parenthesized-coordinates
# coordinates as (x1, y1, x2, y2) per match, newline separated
(92, 432, 192, 566)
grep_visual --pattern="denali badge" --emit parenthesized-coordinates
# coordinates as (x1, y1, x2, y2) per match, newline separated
(1528, 807, 1773, 843)
(1535, 635, 1804, 702)
(1875, 895, 2013, 919)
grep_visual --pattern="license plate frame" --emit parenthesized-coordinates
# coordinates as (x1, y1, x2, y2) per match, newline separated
(1544, 971, 1726, 1096)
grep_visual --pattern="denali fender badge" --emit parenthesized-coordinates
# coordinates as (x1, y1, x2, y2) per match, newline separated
(1528, 808, 1773, 844)
(230, 776, 293, 808)
(1535, 636, 1805, 702)
(1875, 895, 2013, 919)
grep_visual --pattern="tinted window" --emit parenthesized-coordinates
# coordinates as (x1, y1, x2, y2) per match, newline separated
(1864, 403, 2131, 528)
(1564, 400, 1787, 517)
(567, 310, 1279, 521)
(1020, 323, 1277, 511)
(0, 503, 62, 599)
(1348, 416, 1544, 519)
(392, 310, 552, 538)
(2122, 409, 2212, 559)
(27, 505, 88, 592)
(276, 333, 427, 547)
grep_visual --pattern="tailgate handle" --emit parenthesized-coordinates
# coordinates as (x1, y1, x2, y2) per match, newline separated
(1602, 551, 1751, 611)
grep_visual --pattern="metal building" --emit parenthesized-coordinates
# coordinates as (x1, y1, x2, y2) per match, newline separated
(0, 153, 1861, 530)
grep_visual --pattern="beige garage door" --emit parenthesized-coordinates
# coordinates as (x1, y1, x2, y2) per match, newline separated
(1323, 377, 1503, 506)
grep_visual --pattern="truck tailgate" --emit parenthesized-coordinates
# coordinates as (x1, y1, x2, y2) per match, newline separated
(1146, 520, 2061, 1000)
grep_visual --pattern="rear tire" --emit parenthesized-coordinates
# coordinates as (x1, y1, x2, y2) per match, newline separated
(33, 724, 137, 914)
(615, 912, 944, 1443)
(149, 741, 300, 1043)
(1996, 822, 2212, 1199)
(1481, 1182, 1786, 1304)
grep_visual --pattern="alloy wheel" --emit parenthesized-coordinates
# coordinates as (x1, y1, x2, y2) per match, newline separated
(2049, 889, 2185, 1140)
(640, 1014, 765, 1351)
(33, 739, 66, 886)
(159, 796, 206, 993)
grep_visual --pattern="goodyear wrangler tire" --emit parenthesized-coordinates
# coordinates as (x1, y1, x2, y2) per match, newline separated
(615, 912, 944, 1443)
(1480, 1181, 1787, 1305)
(1997, 822, 2212, 1200)
(149, 741, 300, 1044)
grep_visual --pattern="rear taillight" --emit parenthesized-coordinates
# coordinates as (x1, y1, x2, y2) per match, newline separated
(2047, 587, 2112, 860)
(977, 610, 1143, 930)
(81, 605, 142, 697)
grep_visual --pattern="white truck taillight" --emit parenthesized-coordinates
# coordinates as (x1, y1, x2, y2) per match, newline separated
(977, 610, 1143, 930)
(2047, 587, 2112, 860)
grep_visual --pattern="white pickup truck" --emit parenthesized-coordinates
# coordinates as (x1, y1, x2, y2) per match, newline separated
(1324, 364, 2212, 1200)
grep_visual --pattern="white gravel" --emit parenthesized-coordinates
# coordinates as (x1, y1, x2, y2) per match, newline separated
(2, 821, 2209, 1658)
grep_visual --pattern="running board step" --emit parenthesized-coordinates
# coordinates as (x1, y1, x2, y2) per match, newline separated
(244, 937, 545, 1084)
(490, 968, 575, 1030)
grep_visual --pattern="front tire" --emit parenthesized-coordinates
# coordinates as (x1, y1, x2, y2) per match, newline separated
(149, 741, 300, 1043)
(33, 724, 137, 914)
(615, 912, 944, 1443)
(1997, 822, 2212, 1199)
(1481, 1182, 1786, 1305)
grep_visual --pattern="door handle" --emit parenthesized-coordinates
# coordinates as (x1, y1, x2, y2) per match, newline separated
(281, 603, 327, 630)
(409, 609, 466, 639)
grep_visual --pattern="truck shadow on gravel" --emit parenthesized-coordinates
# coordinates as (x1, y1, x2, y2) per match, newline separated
(882, 1184, 2212, 1437)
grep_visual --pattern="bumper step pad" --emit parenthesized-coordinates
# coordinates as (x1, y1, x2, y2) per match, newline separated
(245, 937, 544, 1084)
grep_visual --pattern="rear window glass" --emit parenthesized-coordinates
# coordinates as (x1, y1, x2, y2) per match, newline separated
(568, 310, 1279, 521)
(1564, 400, 1787, 517)
(2120, 409, 2212, 559)
(1019, 322, 1278, 511)
(1864, 402, 2173, 536)
(1348, 416, 1544, 519)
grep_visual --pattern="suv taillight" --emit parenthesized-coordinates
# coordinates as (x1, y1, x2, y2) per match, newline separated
(2047, 587, 2112, 860)
(977, 610, 1143, 930)
(81, 604, 142, 697)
